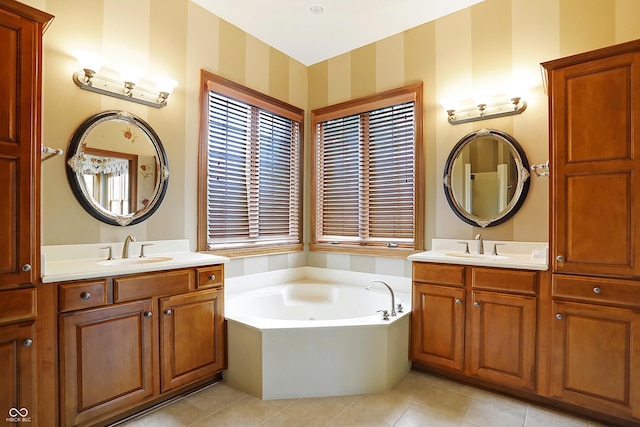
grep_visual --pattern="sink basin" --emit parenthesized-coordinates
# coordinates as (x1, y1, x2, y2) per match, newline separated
(97, 256, 173, 266)
(445, 253, 509, 260)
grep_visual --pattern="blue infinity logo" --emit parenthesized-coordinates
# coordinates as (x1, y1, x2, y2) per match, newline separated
(8, 408, 28, 417)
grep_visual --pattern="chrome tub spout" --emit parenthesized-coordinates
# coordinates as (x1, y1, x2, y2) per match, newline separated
(365, 280, 396, 316)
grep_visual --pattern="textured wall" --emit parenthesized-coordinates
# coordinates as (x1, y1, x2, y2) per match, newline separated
(26, 0, 640, 278)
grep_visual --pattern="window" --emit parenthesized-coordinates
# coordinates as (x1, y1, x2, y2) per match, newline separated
(310, 83, 424, 256)
(198, 72, 304, 256)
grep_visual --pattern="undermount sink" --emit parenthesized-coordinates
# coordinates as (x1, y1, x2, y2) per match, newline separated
(97, 256, 173, 266)
(445, 253, 509, 260)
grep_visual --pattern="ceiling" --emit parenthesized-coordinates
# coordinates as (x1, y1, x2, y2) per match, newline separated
(191, 0, 484, 66)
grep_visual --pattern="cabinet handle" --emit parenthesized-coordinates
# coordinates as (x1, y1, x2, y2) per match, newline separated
(473, 301, 480, 308)
(22, 339, 33, 348)
(556, 255, 565, 262)
(80, 292, 91, 300)
(164, 309, 173, 316)
(555, 313, 563, 320)
(455, 298, 462, 305)
(21, 264, 32, 272)
(144, 311, 153, 318)
(593, 287, 602, 294)
(209, 274, 216, 281)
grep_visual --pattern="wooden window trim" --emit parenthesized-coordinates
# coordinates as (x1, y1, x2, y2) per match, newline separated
(310, 82, 425, 254)
(197, 71, 304, 257)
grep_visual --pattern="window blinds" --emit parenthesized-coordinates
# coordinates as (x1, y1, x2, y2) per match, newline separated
(206, 91, 301, 247)
(315, 101, 415, 247)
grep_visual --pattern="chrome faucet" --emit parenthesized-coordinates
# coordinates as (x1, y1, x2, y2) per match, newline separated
(122, 234, 136, 258)
(475, 234, 484, 254)
(365, 280, 396, 316)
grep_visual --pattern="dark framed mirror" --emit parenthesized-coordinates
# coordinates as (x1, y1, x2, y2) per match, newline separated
(443, 128, 530, 228)
(66, 110, 169, 226)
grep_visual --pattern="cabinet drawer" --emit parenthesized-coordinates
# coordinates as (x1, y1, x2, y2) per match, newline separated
(58, 280, 108, 313)
(0, 288, 36, 324)
(413, 262, 465, 287)
(471, 268, 537, 295)
(552, 274, 640, 308)
(114, 270, 193, 302)
(196, 265, 224, 290)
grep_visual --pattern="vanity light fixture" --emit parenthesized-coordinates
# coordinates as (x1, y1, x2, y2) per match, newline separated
(72, 49, 178, 108)
(442, 96, 527, 125)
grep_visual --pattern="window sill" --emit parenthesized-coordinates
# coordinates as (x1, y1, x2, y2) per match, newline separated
(202, 243, 304, 258)
(309, 243, 421, 258)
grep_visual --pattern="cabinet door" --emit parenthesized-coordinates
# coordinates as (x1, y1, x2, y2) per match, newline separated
(59, 300, 154, 427)
(0, 7, 39, 290)
(411, 283, 465, 371)
(0, 322, 35, 423)
(549, 51, 640, 277)
(468, 291, 536, 391)
(550, 301, 640, 420)
(160, 288, 225, 392)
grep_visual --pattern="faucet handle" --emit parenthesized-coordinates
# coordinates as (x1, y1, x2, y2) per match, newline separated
(100, 246, 113, 260)
(491, 243, 506, 256)
(396, 299, 404, 313)
(139, 243, 154, 258)
(457, 241, 470, 254)
(377, 310, 390, 321)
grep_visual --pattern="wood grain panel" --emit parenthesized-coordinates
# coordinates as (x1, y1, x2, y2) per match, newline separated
(413, 262, 465, 287)
(411, 283, 465, 371)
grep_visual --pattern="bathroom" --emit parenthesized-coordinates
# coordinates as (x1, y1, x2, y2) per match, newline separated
(6, 0, 640, 425)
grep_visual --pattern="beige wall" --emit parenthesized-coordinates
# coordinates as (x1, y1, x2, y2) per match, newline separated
(26, 0, 640, 278)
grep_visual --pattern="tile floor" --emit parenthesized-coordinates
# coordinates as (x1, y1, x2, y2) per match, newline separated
(119, 370, 613, 427)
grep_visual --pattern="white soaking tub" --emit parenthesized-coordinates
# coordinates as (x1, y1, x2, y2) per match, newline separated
(224, 280, 411, 399)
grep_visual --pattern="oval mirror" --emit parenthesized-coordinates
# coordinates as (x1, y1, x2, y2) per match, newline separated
(443, 128, 530, 228)
(66, 110, 169, 226)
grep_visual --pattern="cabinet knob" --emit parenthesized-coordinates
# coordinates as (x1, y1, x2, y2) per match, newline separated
(80, 292, 91, 300)
(22, 339, 33, 348)
(556, 255, 565, 262)
(455, 298, 462, 305)
(164, 309, 173, 316)
(593, 287, 602, 294)
(473, 301, 480, 308)
(21, 264, 32, 272)
(144, 311, 153, 318)
(209, 274, 216, 281)
(555, 313, 563, 320)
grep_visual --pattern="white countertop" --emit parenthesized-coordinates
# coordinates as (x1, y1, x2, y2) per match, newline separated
(408, 239, 548, 271)
(41, 239, 229, 283)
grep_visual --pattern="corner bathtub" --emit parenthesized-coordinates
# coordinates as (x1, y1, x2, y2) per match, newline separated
(224, 281, 411, 399)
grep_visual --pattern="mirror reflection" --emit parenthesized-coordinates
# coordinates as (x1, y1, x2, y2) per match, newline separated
(443, 129, 530, 228)
(67, 111, 169, 226)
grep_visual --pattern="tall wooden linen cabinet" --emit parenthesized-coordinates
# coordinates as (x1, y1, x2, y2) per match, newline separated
(0, 0, 53, 425)
(542, 39, 640, 423)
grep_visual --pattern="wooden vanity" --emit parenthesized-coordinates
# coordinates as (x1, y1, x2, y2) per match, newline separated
(54, 263, 226, 427)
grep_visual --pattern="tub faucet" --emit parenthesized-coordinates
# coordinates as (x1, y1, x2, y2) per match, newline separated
(475, 234, 484, 254)
(365, 280, 396, 316)
(122, 234, 136, 258)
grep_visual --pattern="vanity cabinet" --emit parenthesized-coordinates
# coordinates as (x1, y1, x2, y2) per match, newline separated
(411, 262, 538, 392)
(59, 300, 154, 427)
(543, 39, 640, 424)
(57, 265, 226, 427)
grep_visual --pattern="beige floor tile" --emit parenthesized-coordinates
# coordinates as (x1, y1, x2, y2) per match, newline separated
(135, 397, 206, 427)
(186, 381, 248, 414)
(394, 402, 461, 427)
(259, 411, 307, 427)
(391, 370, 429, 402)
(525, 405, 589, 427)
(413, 383, 473, 419)
(283, 395, 354, 427)
(210, 395, 285, 427)
(463, 398, 526, 427)
(347, 391, 411, 425)
(420, 374, 480, 397)
(188, 414, 227, 427)
(326, 404, 393, 427)
(472, 388, 529, 412)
